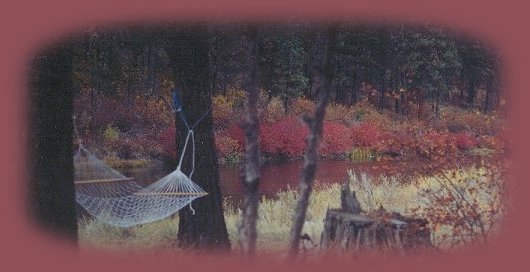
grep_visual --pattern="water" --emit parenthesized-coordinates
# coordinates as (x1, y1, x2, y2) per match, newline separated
(122, 155, 498, 200)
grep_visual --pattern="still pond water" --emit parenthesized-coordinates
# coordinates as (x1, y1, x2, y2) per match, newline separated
(122, 155, 496, 200)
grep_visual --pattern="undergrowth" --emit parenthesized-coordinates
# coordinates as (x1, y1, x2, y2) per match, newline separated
(79, 166, 505, 254)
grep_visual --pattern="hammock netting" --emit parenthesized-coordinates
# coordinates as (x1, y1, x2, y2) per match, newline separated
(74, 130, 207, 228)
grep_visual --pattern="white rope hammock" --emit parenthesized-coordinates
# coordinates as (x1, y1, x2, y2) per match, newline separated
(75, 130, 207, 228)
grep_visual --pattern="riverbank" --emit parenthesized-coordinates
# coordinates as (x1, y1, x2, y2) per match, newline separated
(74, 89, 508, 169)
(79, 164, 505, 255)
(109, 150, 503, 204)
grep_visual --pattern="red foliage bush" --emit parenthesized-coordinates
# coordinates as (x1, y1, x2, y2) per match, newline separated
(477, 135, 504, 151)
(226, 125, 245, 149)
(225, 117, 309, 158)
(415, 130, 459, 161)
(350, 122, 383, 148)
(372, 128, 467, 161)
(374, 130, 412, 157)
(158, 126, 177, 159)
(261, 117, 309, 157)
(226, 119, 355, 158)
(453, 132, 478, 150)
(75, 87, 506, 163)
(215, 131, 243, 158)
(320, 122, 353, 157)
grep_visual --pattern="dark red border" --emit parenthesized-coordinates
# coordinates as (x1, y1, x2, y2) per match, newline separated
(1, 0, 528, 271)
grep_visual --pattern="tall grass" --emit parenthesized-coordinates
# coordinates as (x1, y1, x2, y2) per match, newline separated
(78, 166, 504, 253)
(78, 215, 180, 253)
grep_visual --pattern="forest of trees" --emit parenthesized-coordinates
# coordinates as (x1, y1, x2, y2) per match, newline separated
(70, 23, 501, 117)
(27, 22, 504, 257)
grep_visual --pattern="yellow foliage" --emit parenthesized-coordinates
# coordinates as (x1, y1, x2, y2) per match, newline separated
(351, 98, 393, 129)
(291, 97, 315, 116)
(325, 102, 352, 125)
(262, 97, 286, 123)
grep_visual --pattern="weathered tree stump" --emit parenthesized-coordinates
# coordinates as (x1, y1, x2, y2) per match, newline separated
(320, 183, 432, 254)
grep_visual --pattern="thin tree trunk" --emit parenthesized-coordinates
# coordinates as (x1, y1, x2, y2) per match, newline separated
(418, 88, 425, 119)
(467, 78, 475, 107)
(435, 89, 441, 117)
(395, 94, 400, 114)
(287, 29, 335, 260)
(352, 69, 363, 105)
(238, 26, 261, 258)
(27, 42, 78, 243)
(166, 26, 230, 252)
(484, 78, 493, 113)
(379, 79, 386, 110)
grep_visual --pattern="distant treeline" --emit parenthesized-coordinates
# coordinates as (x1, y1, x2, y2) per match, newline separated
(71, 22, 501, 116)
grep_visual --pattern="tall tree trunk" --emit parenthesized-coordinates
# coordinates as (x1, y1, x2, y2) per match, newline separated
(418, 88, 425, 119)
(287, 29, 335, 260)
(282, 96, 289, 114)
(460, 56, 467, 102)
(238, 27, 261, 258)
(379, 78, 386, 110)
(394, 93, 400, 114)
(27, 42, 78, 243)
(352, 69, 362, 105)
(435, 88, 441, 117)
(467, 77, 476, 107)
(484, 77, 494, 113)
(166, 26, 230, 252)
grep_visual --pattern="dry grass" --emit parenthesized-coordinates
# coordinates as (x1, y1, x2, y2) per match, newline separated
(78, 166, 504, 254)
(78, 215, 180, 253)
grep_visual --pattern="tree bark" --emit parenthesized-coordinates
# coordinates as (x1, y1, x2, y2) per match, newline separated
(320, 209, 432, 253)
(394, 94, 400, 114)
(435, 88, 441, 117)
(238, 26, 261, 258)
(340, 183, 362, 214)
(166, 26, 230, 252)
(484, 77, 494, 113)
(467, 77, 476, 107)
(418, 88, 425, 119)
(287, 28, 335, 260)
(27, 42, 78, 243)
(379, 78, 386, 110)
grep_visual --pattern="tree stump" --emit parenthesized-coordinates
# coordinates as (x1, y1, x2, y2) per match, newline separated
(320, 183, 432, 254)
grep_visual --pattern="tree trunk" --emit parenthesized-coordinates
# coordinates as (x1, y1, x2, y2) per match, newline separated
(321, 184, 432, 254)
(467, 78, 475, 107)
(399, 90, 402, 115)
(394, 94, 400, 114)
(238, 26, 261, 258)
(351, 69, 363, 105)
(484, 77, 494, 113)
(379, 79, 386, 110)
(27, 42, 78, 243)
(418, 88, 425, 119)
(287, 29, 335, 260)
(166, 26, 230, 252)
(340, 183, 362, 214)
(435, 88, 441, 117)
(320, 209, 432, 253)
(282, 96, 290, 114)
